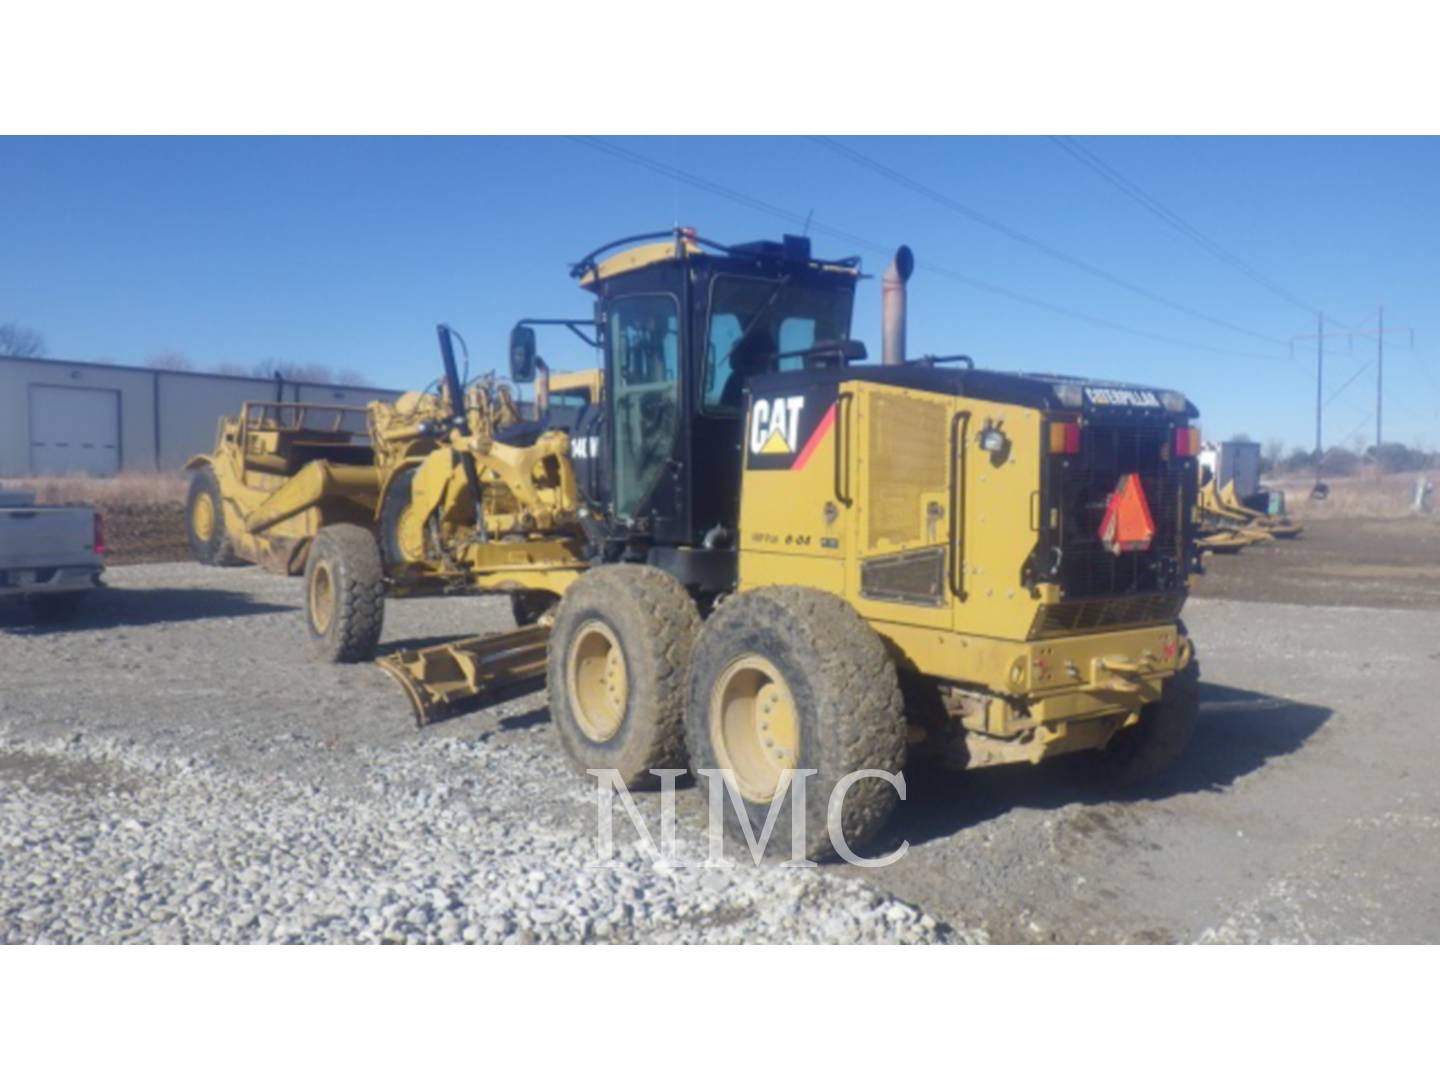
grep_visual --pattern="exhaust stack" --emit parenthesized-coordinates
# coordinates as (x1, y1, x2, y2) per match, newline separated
(882, 245, 915, 366)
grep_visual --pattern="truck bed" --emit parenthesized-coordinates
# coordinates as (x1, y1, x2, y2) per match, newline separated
(0, 491, 104, 597)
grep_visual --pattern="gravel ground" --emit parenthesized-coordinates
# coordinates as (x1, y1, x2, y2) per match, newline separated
(3, 560, 1438, 944)
(0, 564, 949, 944)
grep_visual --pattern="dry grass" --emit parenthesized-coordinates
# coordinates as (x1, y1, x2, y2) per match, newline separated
(1270, 469, 1435, 518)
(0, 472, 187, 509)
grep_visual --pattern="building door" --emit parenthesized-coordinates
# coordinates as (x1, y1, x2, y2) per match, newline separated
(28, 385, 121, 475)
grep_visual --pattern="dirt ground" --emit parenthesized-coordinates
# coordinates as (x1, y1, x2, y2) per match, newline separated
(1191, 516, 1440, 610)
(101, 504, 190, 565)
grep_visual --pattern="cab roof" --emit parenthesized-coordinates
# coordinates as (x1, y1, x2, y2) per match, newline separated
(573, 230, 862, 290)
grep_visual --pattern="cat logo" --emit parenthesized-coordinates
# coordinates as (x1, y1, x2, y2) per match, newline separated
(750, 395, 805, 456)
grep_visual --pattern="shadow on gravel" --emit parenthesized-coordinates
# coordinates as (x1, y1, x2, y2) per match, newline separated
(410, 683, 550, 731)
(0, 587, 294, 634)
(879, 682, 1332, 850)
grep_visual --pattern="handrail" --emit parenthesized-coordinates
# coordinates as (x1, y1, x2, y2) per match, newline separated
(948, 410, 971, 600)
(833, 392, 855, 507)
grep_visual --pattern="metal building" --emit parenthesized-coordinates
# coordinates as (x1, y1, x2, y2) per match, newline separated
(0, 354, 400, 477)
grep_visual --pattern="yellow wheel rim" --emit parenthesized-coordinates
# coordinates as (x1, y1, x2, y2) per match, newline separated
(566, 620, 628, 742)
(394, 503, 426, 562)
(192, 492, 215, 542)
(709, 654, 800, 803)
(309, 562, 335, 635)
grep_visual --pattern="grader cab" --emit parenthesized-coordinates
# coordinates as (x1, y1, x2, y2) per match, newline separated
(194, 229, 1205, 860)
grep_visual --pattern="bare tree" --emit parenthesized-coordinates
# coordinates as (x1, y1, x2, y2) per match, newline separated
(213, 361, 253, 377)
(335, 368, 373, 387)
(252, 358, 340, 383)
(0, 322, 46, 358)
(145, 351, 195, 371)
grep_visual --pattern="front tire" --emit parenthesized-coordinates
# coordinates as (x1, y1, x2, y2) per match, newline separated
(1099, 650, 1200, 785)
(685, 587, 907, 862)
(304, 524, 385, 663)
(546, 564, 700, 787)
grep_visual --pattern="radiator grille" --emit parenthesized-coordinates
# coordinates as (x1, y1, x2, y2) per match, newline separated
(861, 546, 947, 606)
(867, 394, 948, 549)
(1029, 592, 1186, 639)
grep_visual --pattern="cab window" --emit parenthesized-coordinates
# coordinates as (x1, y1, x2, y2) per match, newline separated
(703, 276, 851, 414)
(608, 294, 680, 518)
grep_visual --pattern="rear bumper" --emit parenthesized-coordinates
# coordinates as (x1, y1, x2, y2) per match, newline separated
(0, 565, 102, 598)
(879, 619, 1190, 734)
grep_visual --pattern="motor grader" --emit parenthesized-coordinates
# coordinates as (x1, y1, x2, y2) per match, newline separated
(196, 229, 1205, 860)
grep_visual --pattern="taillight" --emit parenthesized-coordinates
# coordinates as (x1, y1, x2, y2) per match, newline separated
(1174, 427, 1200, 457)
(1048, 420, 1082, 455)
(94, 512, 106, 556)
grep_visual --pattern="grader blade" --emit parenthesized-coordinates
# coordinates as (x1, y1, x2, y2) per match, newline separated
(376, 624, 551, 727)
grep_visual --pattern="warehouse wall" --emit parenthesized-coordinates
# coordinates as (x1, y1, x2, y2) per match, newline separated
(0, 357, 158, 474)
(0, 355, 399, 477)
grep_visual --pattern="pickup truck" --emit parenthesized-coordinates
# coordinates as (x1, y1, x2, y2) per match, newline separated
(0, 490, 105, 619)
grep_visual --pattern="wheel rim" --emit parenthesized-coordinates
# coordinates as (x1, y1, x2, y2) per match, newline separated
(566, 620, 627, 742)
(192, 492, 215, 542)
(393, 503, 425, 561)
(709, 654, 800, 803)
(309, 562, 335, 634)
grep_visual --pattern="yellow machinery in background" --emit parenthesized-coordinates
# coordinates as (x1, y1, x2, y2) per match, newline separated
(1195, 475, 1302, 550)
(184, 327, 589, 684)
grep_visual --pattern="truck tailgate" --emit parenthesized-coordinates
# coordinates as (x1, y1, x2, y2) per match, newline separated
(0, 507, 100, 571)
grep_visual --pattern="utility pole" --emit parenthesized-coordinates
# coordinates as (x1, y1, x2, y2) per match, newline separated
(1290, 316, 1353, 499)
(1315, 312, 1324, 464)
(1290, 313, 1413, 492)
(1376, 305, 1384, 449)
(1348, 309, 1413, 455)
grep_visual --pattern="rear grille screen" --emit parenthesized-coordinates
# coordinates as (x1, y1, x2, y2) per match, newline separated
(1051, 422, 1187, 599)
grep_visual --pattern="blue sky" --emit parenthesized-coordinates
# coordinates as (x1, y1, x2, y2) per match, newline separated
(3, 136, 1436, 451)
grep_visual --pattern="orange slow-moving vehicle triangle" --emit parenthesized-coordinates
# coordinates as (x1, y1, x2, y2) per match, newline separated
(1098, 472, 1156, 554)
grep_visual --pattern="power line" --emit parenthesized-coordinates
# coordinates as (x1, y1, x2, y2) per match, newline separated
(570, 136, 1294, 365)
(1050, 136, 1321, 318)
(1336, 409, 1375, 448)
(811, 136, 1289, 347)
(1324, 356, 1375, 408)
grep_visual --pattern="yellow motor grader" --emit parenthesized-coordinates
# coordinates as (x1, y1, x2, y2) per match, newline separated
(194, 230, 1205, 860)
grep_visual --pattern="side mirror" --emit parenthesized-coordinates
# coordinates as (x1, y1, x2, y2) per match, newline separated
(509, 325, 537, 383)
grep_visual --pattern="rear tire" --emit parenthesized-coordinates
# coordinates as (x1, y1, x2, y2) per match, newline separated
(1099, 649, 1200, 785)
(546, 564, 700, 788)
(186, 465, 241, 567)
(304, 524, 385, 663)
(684, 587, 907, 862)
